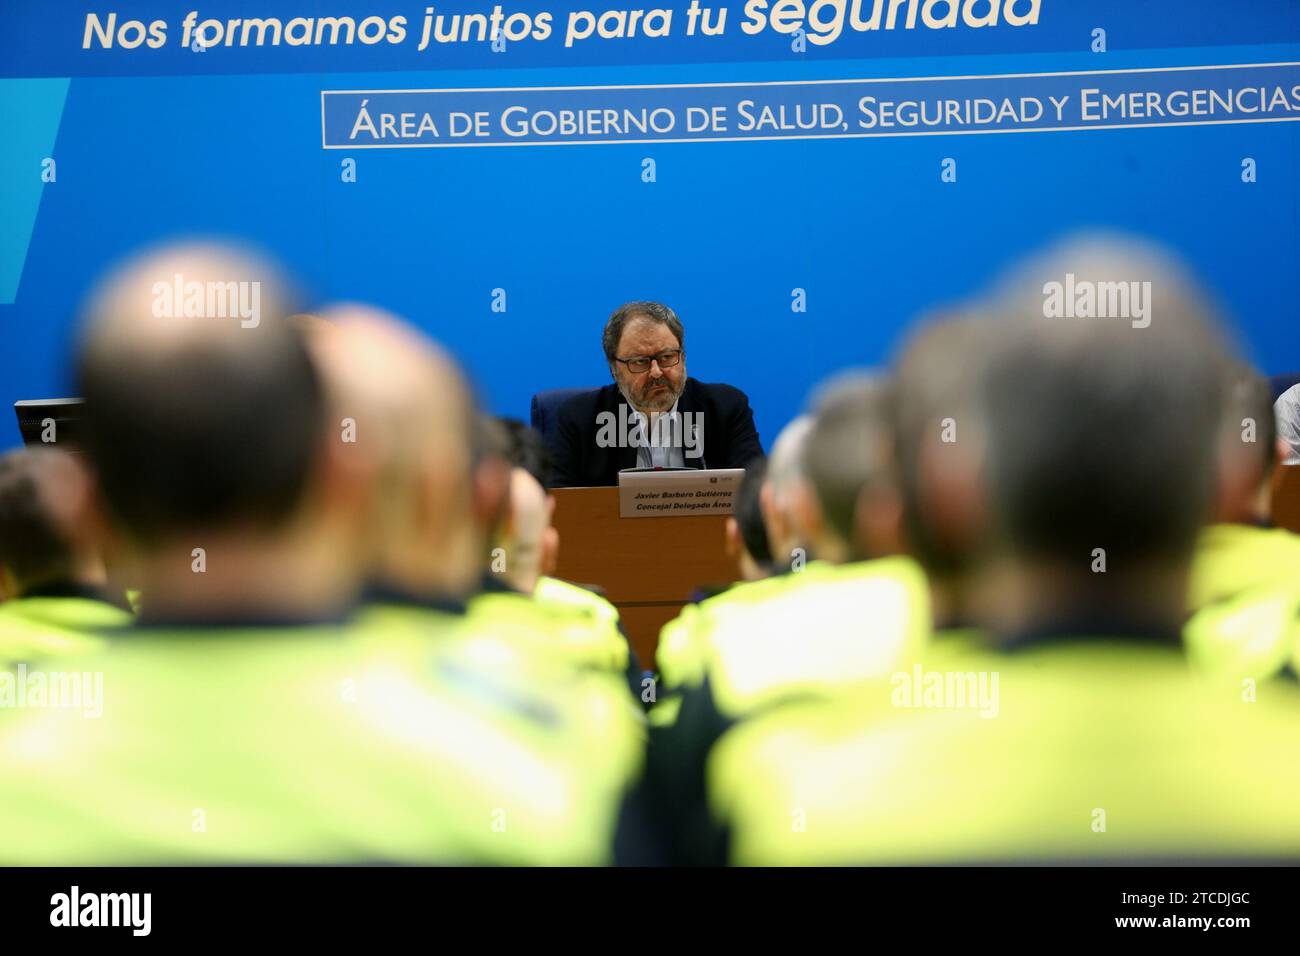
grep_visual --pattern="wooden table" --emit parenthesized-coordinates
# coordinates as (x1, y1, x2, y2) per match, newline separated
(550, 487, 740, 670)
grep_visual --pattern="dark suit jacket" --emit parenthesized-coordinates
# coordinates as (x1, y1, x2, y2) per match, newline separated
(547, 379, 763, 488)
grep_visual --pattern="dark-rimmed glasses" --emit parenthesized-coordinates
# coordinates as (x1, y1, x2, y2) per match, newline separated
(614, 349, 684, 374)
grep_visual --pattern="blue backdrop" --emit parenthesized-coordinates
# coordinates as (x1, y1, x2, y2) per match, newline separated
(2, 0, 1298, 452)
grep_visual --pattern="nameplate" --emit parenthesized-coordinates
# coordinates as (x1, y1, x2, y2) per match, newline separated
(617, 468, 743, 518)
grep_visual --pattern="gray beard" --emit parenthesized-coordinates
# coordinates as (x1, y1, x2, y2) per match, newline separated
(618, 377, 684, 415)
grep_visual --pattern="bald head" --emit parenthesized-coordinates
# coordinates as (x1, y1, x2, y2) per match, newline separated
(308, 305, 481, 595)
(77, 243, 319, 543)
(312, 304, 476, 488)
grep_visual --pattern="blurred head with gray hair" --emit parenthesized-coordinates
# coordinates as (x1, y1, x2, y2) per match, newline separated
(1212, 359, 1279, 525)
(800, 371, 903, 564)
(973, 233, 1233, 632)
(891, 310, 998, 626)
(759, 415, 814, 570)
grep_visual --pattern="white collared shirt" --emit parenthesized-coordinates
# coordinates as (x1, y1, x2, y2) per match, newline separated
(631, 399, 687, 469)
(1276, 383, 1300, 465)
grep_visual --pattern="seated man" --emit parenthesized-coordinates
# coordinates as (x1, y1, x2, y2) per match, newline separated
(891, 312, 995, 638)
(637, 374, 930, 863)
(1184, 361, 1300, 680)
(721, 456, 775, 587)
(473, 417, 634, 680)
(547, 301, 763, 487)
(703, 237, 1300, 865)
(656, 378, 928, 715)
(652, 416, 811, 719)
(499, 418, 627, 634)
(305, 314, 637, 687)
(0, 245, 643, 866)
(0, 448, 130, 664)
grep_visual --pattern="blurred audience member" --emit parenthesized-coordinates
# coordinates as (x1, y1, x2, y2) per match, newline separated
(892, 313, 996, 635)
(0, 448, 128, 664)
(758, 415, 814, 572)
(468, 416, 635, 684)
(0, 245, 642, 865)
(705, 235, 1300, 865)
(1185, 360, 1300, 679)
(638, 372, 929, 864)
(724, 457, 773, 583)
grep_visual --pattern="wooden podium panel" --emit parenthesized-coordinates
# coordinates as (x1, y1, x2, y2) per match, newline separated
(1271, 464, 1300, 534)
(550, 486, 740, 669)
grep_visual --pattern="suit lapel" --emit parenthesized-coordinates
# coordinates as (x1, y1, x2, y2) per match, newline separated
(602, 380, 707, 475)
(603, 386, 639, 473)
(677, 379, 705, 470)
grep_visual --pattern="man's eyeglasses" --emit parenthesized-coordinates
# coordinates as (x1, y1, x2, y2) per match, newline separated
(614, 349, 684, 374)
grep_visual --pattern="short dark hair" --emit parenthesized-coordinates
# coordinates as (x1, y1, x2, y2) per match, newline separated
(77, 318, 325, 544)
(733, 457, 773, 567)
(803, 373, 897, 549)
(496, 417, 551, 489)
(0, 449, 77, 592)
(981, 240, 1227, 568)
(602, 301, 685, 364)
